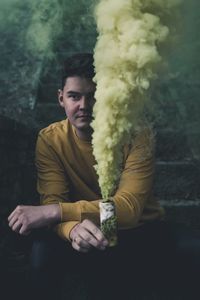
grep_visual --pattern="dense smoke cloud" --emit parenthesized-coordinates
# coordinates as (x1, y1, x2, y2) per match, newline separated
(26, 0, 63, 59)
(0, 0, 199, 159)
(92, 0, 181, 199)
(26, 0, 96, 59)
(0, 0, 96, 115)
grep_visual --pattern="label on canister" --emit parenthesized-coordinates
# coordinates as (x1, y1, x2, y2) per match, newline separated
(99, 199, 117, 247)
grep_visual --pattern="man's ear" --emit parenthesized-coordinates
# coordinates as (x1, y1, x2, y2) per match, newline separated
(58, 89, 64, 107)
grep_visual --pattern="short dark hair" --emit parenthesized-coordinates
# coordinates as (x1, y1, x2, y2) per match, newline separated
(61, 53, 95, 89)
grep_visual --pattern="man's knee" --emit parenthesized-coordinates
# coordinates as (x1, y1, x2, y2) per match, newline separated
(29, 230, 69, 272)
(30, 240, 52, 271)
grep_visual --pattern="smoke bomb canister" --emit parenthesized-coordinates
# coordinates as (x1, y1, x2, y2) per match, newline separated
(99, 198, 117, 247)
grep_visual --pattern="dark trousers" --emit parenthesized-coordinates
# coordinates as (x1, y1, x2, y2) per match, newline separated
(28, 221, 200, 300)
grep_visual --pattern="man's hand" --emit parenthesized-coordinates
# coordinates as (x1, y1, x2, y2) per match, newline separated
(8, 204, 61, 235)
(70, 219, 108, 253)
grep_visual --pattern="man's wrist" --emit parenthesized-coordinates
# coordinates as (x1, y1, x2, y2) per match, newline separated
(42, 204, 61, 224)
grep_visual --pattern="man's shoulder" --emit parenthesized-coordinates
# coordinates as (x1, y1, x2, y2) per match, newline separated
(39, 119, 68, 140)
(123, 126, 155, 161)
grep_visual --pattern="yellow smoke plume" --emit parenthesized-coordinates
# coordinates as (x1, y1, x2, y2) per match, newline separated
(91, 0, 181, 199)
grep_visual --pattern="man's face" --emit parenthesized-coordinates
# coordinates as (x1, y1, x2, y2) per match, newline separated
(58, 76, 96, 140)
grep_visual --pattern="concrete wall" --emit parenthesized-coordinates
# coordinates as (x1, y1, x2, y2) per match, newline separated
(0, 0, 200, 228)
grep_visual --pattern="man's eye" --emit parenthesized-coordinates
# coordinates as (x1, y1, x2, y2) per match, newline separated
(69, 94, 80, 100)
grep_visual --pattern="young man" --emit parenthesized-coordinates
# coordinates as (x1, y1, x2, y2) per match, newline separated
(8, 53, 179, 299)
(8, 53, 164, 244)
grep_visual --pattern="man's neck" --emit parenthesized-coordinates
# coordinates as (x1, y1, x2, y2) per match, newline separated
(76, 128, 93, 142)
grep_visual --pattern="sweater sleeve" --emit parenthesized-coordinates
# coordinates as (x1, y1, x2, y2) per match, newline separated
(36, 133, 70, 204)
(36, 133, 78, 240)
(54, 221, 80, 241)
(60, 129, 155, 229)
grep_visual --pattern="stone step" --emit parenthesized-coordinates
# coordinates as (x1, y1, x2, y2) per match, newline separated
(155, 129, 193, 161)
(1, 160, 199, 208)
(160, 200, 200, 230)
(155, 160, 200, 200)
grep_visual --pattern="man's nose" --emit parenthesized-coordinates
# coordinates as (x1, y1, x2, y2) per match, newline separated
(79, 96, 89, 109)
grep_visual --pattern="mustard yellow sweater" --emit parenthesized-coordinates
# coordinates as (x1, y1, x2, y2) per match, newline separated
(35, 119, 164, 240)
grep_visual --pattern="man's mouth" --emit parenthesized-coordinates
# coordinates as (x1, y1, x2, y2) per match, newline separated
(76, 114, 92, 118)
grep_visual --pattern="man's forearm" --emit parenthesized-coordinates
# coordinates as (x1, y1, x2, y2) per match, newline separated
(41, 204, 61, 224)
(8, 204, 62, 235)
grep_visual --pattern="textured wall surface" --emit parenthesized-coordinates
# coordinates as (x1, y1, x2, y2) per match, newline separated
(0, 1, 200, 300)
(0, 0, 200, 224)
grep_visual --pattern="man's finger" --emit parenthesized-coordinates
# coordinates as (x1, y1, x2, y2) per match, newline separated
(72, 239, 90, 253)
(12, 220, 22, 233)
(79, 230, 103, 249)
(74, 236, 91, 249)
(8, 210, 17, 222)
(8, 216, 18, 228)
(82, 219, 108, 245)
(19, 225, 30, 236)
(90, 226, 107, 242)
(8, 205, 24, 222)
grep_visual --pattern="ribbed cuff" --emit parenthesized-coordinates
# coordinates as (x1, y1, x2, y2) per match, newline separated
(60, 202, 81, 222)
(55, 221, 80, 241)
